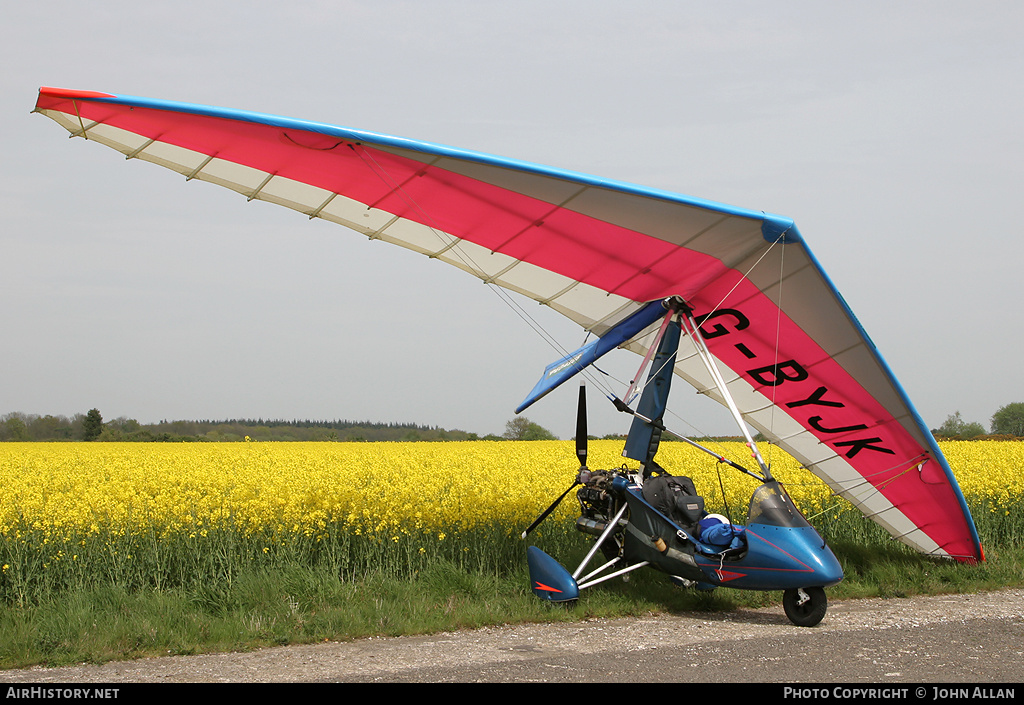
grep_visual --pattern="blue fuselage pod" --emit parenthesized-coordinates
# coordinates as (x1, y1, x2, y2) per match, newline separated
(614, 475, 844, 592)
(694, 523, 844, 591)
(527, 545, 579, 602)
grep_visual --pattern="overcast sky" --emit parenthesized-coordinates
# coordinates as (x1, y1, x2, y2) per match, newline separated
(3, 2, 1022, 440)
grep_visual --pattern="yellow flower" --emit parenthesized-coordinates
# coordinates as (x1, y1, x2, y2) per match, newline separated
(0, 439, 1018, 577)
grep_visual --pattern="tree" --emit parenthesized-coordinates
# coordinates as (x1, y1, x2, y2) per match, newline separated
(82, 408, 104, 441)
(934, 411, 985, 439)
(29, 414, 74, 440)
(503, 416, 557, 441)
(1, 413, 29, 441)
(991, 403, 1024, 436)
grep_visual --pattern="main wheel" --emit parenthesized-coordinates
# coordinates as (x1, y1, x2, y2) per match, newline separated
(782, 587, 827, 627)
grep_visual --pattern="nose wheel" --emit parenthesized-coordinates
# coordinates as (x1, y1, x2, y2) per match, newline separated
(782, 586, 827, 627)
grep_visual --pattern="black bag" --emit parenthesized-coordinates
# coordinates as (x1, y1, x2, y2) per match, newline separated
(641, 475, 704, 531)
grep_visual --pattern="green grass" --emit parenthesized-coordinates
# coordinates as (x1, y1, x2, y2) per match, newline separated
(2, 501, 1020, 670)
(2, 539, 1022, 670)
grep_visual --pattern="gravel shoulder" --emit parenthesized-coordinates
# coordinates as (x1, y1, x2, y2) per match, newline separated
(3, 589, 1022, 683)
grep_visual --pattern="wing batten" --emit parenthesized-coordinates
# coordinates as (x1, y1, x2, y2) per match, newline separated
(538, 280, 584, 307)
(307, 191, 339, 219)
(124, 136, 159, 160)
(427, 237, 464, 259)
(246, 171, 276, 202)
(185, 153, 216, 181)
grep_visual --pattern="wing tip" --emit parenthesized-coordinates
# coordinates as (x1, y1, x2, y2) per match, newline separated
(761, 213, 801, 244)
(38, 87, 116, 101)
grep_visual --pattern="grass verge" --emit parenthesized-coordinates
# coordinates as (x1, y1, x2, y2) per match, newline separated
(3, 543, 1022, 671)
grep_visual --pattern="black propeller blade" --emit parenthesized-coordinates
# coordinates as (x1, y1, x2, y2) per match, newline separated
(520, 480, 579, 539)
(521, 384, 589, 540)
(576, 382, 588, 470)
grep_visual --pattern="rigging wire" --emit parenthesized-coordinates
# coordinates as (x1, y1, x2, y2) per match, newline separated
(348, 142, 654, 410)
(633, 236, 788, 464)
(766, 231, 788, 470)
(348, 141, 795, 471)
(350, 143, 589, 376)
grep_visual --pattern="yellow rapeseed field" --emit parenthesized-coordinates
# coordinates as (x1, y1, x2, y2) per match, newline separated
(0, 440, 809, 541)
(1, 440, 1021, 602)
(2, 440, 1021, 540)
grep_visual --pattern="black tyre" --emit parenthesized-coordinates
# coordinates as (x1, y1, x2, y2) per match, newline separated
(782, 587, 827, 627)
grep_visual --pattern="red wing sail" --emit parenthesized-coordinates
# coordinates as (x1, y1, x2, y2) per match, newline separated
(33, 87, 982, 562)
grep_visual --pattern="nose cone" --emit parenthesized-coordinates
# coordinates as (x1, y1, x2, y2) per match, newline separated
(527, 546, 579, 602)
(811, 541, 844, 586)
(745, 524, 844, 589)
(789, 526, 843, 586)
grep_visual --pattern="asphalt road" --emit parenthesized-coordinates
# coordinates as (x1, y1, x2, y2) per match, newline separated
(2, 589, 1022, 684)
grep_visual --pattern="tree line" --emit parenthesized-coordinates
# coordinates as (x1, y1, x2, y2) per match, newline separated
(0, 410, 494, 442)
(4, 402, 1022, 442)
(931, 402, 1024, 440)
(0, 408, 740, 444)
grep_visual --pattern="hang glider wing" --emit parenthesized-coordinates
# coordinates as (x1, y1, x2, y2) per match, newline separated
(32, 87, 982, 562)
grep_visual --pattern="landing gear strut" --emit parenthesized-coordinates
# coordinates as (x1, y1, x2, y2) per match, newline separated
(782, 586, 827, 627)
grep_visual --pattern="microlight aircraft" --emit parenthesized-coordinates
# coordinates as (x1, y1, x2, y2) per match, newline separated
(32, 88, 983, 626)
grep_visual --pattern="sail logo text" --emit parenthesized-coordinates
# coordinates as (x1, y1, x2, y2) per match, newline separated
(698, 308, 896, 459)
(546, 353, 584, 378)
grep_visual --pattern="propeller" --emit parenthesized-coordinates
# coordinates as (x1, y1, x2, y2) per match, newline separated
(521, 383, 588, 539)
(576, 380, 588, 470)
